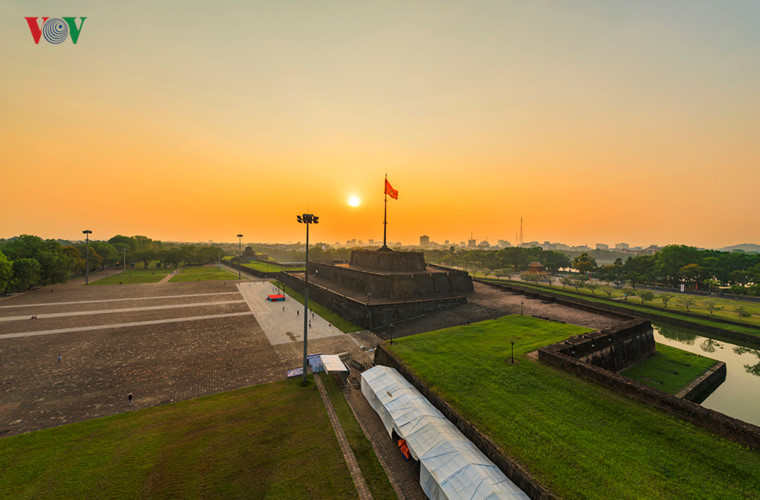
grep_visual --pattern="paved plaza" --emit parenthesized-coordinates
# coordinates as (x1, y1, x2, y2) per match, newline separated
(0, 276, 378, 437)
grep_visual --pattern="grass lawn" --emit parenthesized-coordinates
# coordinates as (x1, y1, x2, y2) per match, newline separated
(621, 344, 718, 394)
(321, 374, 397, 499)
(0, 378, 361, 499)
(168, 266, 240, 282)
(272, 280, 362, 333)
(482, 279, 760, 337)
(90, 269, 169, 285)
(243, 261, 305, 273)
(386, 315, 760, 499)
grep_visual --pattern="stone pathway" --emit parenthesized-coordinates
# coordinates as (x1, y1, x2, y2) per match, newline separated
(0, 312, 253, 340)
(314, 373, 373, 500)
(342, 380, 426, 499)
(237, 281, 343, 346)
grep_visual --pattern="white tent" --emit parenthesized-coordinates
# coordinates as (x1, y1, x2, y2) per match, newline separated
(361, 365, 528, 500)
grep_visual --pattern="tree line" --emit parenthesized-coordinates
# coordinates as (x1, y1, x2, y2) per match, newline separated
(0, 234, 226, 293)
(425, 244, 760, 296)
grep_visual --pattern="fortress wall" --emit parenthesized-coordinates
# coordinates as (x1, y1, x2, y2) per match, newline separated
(556, 319, 655, 372)
(279, 272, 467, 328)
(309, 262, 473, 299)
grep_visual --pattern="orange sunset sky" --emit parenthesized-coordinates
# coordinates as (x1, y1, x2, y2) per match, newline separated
(2, 1, 759, 249)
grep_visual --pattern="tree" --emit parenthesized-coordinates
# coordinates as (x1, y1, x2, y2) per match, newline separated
(572, 252, 597, 274)
(585, 282, 598, 296)
(541, 251, 571, 273)
(660, 293, 673, 309)
(600, 286, 614, 298)
(561, 277, 573, 290)
(638, 290, 655, 304)
(678, 263, 705, 288)
(680, 296, 696, 312)
(108, 235, 137, 251)
(734, 306, 751, 318)
(0, 250, 12, 293)
(622, 288, 636, 301)
(12, 258, 41, 290)
(704, 299, 718, 315)
(62, 245, 84, 274)
(136, 250, 157, 269)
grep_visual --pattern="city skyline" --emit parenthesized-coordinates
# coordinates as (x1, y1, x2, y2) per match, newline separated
(2, 1, 759, 249)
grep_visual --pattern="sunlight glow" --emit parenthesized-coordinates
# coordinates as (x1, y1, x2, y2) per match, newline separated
(348, 195, 361, 207)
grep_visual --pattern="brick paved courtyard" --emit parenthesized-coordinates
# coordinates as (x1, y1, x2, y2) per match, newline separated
(0, 277, 377, 437)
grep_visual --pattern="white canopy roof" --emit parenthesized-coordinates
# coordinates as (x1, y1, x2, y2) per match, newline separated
(361, 365, 528, 500)
(320, 354, 348, 373)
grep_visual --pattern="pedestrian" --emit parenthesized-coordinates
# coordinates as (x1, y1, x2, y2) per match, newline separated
(282, 305, 285, 312)
(57, 353, 62, 364)
(297, 310, 299, 317)
(309, 320, 312, 329)
(128, 393, 133, 406)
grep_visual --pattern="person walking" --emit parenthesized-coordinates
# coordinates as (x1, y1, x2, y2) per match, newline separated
(57, 353, 62, 364)
(128, 393, 133, 406)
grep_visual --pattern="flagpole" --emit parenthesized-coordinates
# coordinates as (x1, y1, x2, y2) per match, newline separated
(383, 174, 388, 249)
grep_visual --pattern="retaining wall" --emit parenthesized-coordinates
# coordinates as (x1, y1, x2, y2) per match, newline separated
(677, 362, 727, 403)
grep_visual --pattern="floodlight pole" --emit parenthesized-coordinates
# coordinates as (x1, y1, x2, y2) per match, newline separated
(298, 213, 318, 383)
(83, 230, 92, 285)
(237, 234, 243, 279)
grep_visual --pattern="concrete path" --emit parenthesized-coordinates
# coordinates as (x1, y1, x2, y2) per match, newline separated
(0, 292, 241, 309)
(0, 300, 246, 322)
(237, 281, 343, 346)
(314, 373, 373, 500)
(0, 312, 252, 340)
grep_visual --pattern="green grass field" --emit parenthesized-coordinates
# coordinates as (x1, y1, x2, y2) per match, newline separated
(91, 269, 169, 285)
(321, 374, 396, 499)
(621, 344, 718, 394)
(243, 261, 305, 273)
(386, 315, 760, 499)
(0, 378, 362, 499)
(272, 281, 362, 333)
(168, 266, 240, 282)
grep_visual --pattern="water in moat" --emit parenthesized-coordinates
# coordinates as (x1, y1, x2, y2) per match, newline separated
(653, 323, 760, 426)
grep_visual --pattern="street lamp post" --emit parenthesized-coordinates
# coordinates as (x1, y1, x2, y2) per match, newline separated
(297, 213, 319, 384)
(83, 230, 92, 285)
(237, 234, 243, 279)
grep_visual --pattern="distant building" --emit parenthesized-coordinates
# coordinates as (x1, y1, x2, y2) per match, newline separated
(419, 235, 430, 247)
(467, 238, 477, 248)
(615, 243, 629, 250)
(526, 261, 547, 275)
(498, 239, 511, 248)
(368, 239, 374, 245)
(596, 243, 609, 250)
(477, 240, 490, 248)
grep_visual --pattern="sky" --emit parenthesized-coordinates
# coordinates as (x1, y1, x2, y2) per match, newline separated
(2, 1, 759, 249)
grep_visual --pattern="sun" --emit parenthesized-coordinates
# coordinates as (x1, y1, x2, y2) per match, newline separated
(348, 195, 361, 207)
